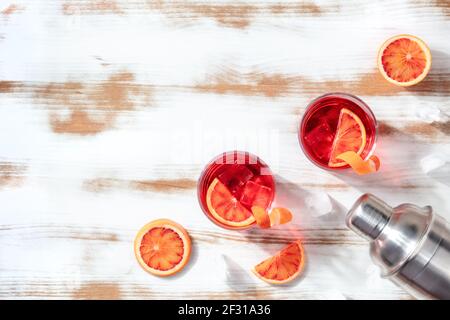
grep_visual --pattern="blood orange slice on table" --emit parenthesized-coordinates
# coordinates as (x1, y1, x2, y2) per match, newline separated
(328, 108, 366, 168)
(134, 219, 191, 277)
(206, 178, 255, 228)
(378, 34, 431, 87)
(253, 240, 305, 284)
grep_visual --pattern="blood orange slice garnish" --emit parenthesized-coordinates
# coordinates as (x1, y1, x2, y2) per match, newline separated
(328, 108, 366, 168)
(378, 34, 431, 87)
(253, 240, 305, 284)
(134, 219, 191, 277)
(206, 178, 255, 228)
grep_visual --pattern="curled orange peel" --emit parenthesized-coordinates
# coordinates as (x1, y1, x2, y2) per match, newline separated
(251, 206, 271, 229)
(336, 151, 380, 175)
(270, 207, 293, 226)
(251, 206, 293, 229)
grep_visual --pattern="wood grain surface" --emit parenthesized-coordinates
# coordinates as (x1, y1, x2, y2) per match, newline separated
(0, 0, 449, 299)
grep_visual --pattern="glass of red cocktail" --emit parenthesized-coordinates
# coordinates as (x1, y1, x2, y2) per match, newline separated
(197, 151, 275, 230)
(299, 93, 377, 170)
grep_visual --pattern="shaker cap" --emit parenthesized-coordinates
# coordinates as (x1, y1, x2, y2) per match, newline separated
(346, 194, 392, 241)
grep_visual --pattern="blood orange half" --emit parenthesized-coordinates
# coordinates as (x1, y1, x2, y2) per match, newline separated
(253, 240, 305, 284)
(134, 219, 191, 277)
(378, 34, 431, 86)
(206, 178, 255, 228)
(328, 108, 366, 168)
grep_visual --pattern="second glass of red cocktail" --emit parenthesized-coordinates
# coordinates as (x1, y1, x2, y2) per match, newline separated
(198, 151, 275, 230)
(299, 93, 378, 171)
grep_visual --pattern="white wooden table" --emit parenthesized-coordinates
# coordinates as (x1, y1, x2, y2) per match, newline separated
(0, 0, 449, 299)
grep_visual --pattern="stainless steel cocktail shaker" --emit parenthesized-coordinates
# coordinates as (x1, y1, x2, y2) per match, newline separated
(346, 194, 450, 299)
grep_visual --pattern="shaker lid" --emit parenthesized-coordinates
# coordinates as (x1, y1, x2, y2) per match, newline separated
(346, 193, 392, 241)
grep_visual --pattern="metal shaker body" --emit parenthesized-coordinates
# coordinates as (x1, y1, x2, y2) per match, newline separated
(347, 194, 450, 299)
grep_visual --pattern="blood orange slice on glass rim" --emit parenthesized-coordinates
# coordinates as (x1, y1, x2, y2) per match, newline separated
(253, 240, 305, 284)
(328, 108, 366, 168)
(134, 219, 191, 277)
(378, 34, 431, 87)
(206, 178, 255, 228)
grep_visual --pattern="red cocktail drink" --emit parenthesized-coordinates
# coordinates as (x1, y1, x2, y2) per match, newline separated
(198, 151, 275, 230)
(299, 93, 377, 170)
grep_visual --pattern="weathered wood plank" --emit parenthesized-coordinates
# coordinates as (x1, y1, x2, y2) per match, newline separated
(0, 224, 410, 299)
(0, 0, 449, 299)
